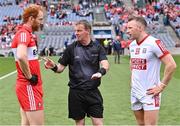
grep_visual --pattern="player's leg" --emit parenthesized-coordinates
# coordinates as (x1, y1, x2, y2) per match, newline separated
(91, 117, 103, 126)
(23, 85, 44, 125)
(114, 51, 117, 63)
(144, 110, 159, 125)
(143, 94, 161, 125)
(25, 110, 44, 125)
(133, 110, 144, 126)
(87, 89, 103, 126)
(117, 50, 120, 64)
(20, 108, 30, 125)
(16, 86, 30, 125)
(75, 119, 85, 126)
(16, 84, 44, 125)
(131, 96, 144, 125)
(68, 89, 86, 125)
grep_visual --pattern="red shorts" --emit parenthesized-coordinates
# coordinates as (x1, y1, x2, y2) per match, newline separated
(16, 83, 44, 111)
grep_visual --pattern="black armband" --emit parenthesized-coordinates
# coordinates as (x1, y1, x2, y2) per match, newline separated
(98, 68, 106, 76)
(51, 64, 58, 72)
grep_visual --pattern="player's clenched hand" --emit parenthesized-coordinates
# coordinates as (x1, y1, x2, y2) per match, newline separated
(91, 72, 102, 80)
(146, 83, 166, 96)
(29, 74, 38, 85)
(42, 57, 55, 69)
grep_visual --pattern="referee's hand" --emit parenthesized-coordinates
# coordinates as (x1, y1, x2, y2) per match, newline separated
(42, 57, 55, 69)
(91, 72, 102, 80)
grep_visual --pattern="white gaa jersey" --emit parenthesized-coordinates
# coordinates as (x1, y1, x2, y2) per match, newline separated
(129, 35, 169, 99)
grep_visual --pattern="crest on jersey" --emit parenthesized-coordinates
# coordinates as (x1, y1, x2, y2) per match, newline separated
(130, 49, 134, 52)
(135, 48, 140, 55)
(142, 48, 147, 53)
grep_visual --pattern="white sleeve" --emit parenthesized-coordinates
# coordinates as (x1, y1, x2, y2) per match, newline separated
(153, 40, 169, 59)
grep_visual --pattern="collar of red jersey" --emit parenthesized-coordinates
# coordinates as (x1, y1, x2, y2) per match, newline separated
(22, 24, 32, 33)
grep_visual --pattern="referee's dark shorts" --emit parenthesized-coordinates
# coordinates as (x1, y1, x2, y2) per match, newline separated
(68, 88, 103, 120)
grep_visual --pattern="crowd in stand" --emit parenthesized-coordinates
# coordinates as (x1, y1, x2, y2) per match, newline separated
(162, 1, 180, 38)
(0, 23, 17, 49)
(46, 0, 94, 26)
(0, 0, 179, 55)
(101, 0, 180, 56)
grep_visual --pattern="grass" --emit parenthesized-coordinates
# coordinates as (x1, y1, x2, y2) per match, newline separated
(0, 57, 16, 77)
(0, 55, 179, 125)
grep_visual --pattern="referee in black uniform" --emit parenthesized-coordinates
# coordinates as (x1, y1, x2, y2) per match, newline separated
(43, 20, 109, 125)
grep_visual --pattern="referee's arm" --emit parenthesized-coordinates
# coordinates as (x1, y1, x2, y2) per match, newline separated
(56, 63, 66, 73)
(100, 60, 109, 72)
(43, 57, 66, 73)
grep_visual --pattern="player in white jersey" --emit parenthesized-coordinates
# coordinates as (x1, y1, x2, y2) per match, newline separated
(127, 16, 176, 125)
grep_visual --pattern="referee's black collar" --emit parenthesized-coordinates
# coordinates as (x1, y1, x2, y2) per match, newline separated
(77, 40, 94, 47)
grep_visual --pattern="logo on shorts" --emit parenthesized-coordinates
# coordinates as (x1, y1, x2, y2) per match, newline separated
(154, 95, 160, 107)
(38, 102, 42, 108)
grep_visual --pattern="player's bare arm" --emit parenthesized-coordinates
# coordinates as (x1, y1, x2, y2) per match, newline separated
(147, 54, 176, 96)
(161, 54, 177, 86)
(17, 44, 32, 79)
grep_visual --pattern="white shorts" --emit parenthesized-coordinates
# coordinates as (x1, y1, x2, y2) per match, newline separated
(131, 94, 161, 111)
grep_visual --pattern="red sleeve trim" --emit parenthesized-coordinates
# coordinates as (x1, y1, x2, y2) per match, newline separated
(155, 40, 169, 53)
(159, 51, 170, 59)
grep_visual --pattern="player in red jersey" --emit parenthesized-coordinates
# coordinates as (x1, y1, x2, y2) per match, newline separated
(11, 4, 44, 125)
(127, 16, 176, 125)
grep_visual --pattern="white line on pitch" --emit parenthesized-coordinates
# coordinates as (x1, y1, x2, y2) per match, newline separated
(0, 70, 17, 80)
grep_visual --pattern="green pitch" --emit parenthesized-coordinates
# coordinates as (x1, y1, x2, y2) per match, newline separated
(0, 55, 179, 125)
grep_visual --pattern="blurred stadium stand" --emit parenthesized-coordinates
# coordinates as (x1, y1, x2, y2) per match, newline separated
(0, 0, 179, 57)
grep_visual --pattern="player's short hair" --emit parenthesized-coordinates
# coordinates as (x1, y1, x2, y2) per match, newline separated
(128, 16, 147, 27)
(23, 4, 43, 23)
(75, 20, 91, 32)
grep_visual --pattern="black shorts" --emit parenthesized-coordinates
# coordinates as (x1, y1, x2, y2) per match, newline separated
(68, 88, 103, 120)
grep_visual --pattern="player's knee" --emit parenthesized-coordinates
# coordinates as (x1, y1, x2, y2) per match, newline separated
(21, 119, 30, 125)
(75, 119, 85, 126)
(91, 118, 103, 126)
(137, 121, 145, 126)
(145, 120, 157, 125)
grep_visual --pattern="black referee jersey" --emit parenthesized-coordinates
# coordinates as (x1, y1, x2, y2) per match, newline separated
(58, 41, 107, 90)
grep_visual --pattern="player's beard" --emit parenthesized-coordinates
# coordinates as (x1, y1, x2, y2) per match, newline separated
(32, 20, 40, 32)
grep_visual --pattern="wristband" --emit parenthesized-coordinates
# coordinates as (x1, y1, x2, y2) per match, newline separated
(160, 82, 167, 87)
(98, 68, 106, 76)
(51, 64, 58, 72)
(158, 82, 166, 91)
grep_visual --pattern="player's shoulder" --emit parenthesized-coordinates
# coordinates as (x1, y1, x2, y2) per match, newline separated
(129, 40, 136, 47)
(139, 35, 159, 48)
(15, 28, 30, 39)
(146, 35, 159, 44)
